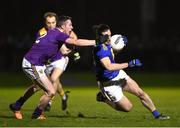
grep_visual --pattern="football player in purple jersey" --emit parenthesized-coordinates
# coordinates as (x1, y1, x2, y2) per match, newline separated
(9, 12, 75, 119)
(36, 12, 73, 112)
(9, 12, 95, 119)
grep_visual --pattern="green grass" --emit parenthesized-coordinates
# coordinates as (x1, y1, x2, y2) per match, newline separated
(0, 72, 180, 127)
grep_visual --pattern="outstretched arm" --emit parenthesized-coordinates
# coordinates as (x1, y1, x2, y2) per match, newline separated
(65, 38, 95, 46)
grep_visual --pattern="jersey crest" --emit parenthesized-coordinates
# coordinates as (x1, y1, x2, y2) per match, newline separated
(39, 27, 47, 36)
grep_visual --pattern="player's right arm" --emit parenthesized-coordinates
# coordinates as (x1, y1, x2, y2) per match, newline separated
(100, 57, 142, 70)
(100, 57, 128, 71)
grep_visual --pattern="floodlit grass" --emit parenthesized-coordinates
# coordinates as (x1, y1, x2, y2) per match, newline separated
(0, 72, 180, 127)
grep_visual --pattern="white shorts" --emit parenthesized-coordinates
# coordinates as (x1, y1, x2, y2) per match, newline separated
(22, 58, 46, 80)
(45, 56, 69, 75)
(98, 70, 129, 102)
(112, 70, 129, 81)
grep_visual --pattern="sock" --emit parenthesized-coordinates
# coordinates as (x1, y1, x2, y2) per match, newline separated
(16, 97, 26, 106)
(152, 110, 160, 118)
(48, 96, 54, 105)
(32, 107, 43, 118)
(60, 90, 65, 97)
(11, 97, 24, 110)
(62, 94, 67, 100)
(11, 101, 21, 110)
(51, 96, 55, 101)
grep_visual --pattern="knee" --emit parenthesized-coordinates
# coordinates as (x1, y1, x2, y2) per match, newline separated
(50, 73, 60, 83)
(47, 89, 56, 98)
(50, 77, 57, 84)
(123, 103, 133, 112)
(115, 102, 133, 112)
(49, 92, 55, 99)
(65, 57, 69, 64)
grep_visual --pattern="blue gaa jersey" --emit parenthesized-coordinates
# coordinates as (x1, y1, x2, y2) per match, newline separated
(93, 43, 119, 82)
(25, 28, 69, 66)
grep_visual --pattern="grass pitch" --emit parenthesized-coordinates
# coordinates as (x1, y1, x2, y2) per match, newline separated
(0, 72, 180, 127)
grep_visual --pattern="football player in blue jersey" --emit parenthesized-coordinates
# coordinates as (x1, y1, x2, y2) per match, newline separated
(92, 24, 169, 120)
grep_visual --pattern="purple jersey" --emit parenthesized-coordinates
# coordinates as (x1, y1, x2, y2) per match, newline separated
(25, 28, 69, 66)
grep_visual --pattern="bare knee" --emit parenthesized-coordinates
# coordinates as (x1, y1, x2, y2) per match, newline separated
(47, 89, 56, 98)
(115, 102, 133, 112)
(51, 77, 57, 84)
(65, 56, 69, 64)
(121, 103, 133, 112)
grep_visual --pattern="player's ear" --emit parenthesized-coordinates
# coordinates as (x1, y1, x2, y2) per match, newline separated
(61, 25, 66, 31)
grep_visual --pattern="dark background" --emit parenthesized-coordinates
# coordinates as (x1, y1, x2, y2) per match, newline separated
(0, 0, 179, 72)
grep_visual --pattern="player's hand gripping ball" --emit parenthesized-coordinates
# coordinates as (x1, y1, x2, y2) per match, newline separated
(110, 34, 128, 51)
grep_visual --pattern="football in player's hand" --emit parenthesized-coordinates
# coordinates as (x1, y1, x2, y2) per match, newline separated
(111, 34, 127, 51)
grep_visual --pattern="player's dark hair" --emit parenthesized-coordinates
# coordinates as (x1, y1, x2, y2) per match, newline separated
(57, 15, 72, 27)
(44, 12, 58, 22)
(92, 24, 110, 44)
(92, 24, 110, 37)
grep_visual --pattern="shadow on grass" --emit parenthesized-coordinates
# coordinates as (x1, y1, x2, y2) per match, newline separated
(49, 114, 109, 119)
(1, 108, 109, 120)
(0, 115, 14, 119)
(0, 114, 108, 120)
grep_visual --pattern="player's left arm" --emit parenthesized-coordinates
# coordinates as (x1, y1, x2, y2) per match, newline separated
(69, 31, 78, 40)
(69, 31, 78, 51)
(68, 31, 81, 61)
(60, 31, 78, 56)
(59, 44, 72, 55)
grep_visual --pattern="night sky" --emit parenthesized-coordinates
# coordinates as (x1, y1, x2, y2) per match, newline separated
(0, 0, 180, 71)
(0, 0, 179, 38)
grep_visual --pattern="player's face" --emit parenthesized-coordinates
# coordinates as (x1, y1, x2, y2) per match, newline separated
(102, 29, 111, 44)
(102, 29, 111, 36)
(45, 16, 57, 30)
(61, 19, 73, 35)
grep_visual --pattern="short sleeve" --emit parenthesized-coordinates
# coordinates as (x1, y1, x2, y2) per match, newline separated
(96, 47, 110, 60)
(56, 32, 69, 42)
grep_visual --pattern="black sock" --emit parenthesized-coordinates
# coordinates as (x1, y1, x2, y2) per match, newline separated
(32, 107, 43, 118)
(16, 97, 26, 106)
